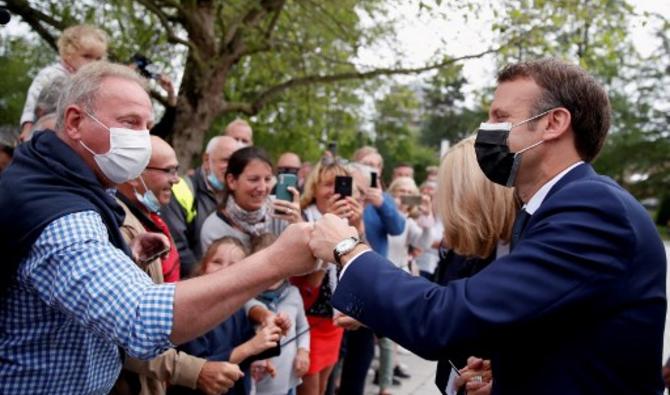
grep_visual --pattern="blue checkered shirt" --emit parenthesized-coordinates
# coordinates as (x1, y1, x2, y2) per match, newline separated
(0, 211, 176, 394)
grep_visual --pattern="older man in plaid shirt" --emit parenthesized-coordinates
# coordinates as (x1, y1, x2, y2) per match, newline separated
(0, 61, 315, 394)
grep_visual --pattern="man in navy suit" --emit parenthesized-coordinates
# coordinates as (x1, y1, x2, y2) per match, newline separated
(307, 59, 667, 395)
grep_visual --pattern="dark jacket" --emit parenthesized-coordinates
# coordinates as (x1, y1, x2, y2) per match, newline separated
(332, 163, 667, 395)
(162, 167, 221, 277)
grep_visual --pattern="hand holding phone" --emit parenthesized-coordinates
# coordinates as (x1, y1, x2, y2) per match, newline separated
(370, 171, 378, 188)
(132, 232, 170, 266)
(334, 176, 353, 200)
(275, 173, 298, 202)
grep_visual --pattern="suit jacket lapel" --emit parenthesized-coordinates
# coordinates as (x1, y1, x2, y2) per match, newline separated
(543, 162, 595, 202)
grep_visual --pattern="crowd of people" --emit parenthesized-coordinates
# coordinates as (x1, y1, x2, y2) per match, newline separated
(0, 24, 667, 395)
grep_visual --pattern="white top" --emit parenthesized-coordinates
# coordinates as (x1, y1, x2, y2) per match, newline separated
(387, 214, 434, 272)
(415, 221, 444, 275)
(20, 62, 69, 125)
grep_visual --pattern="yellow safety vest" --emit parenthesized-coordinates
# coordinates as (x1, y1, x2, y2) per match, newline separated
(171, 177, 197, 223)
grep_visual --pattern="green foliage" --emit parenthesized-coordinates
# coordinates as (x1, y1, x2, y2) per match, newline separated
(419, 64, 489, 149)
(491, 0, 670, 200)
(0, 36, 53, 128)
(373, 85, 437, 184)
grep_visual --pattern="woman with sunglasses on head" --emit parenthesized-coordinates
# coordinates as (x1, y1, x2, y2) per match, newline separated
(199, 146, 303, 253)
(291, 157, 364, 395)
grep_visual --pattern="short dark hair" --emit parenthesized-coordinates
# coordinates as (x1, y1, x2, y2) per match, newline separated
(497, 59, 611, 162)
(225, 146, 273, 181)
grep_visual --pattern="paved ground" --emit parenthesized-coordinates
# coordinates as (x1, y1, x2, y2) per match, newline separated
(363, 349, 439, 395)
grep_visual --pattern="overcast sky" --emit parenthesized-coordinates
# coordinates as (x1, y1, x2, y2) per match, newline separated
(355, 0, 670, 104)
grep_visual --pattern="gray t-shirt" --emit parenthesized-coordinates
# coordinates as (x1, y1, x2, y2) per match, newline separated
(255, 285, 310, 395)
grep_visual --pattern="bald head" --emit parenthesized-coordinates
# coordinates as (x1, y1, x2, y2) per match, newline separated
(204, 135, 241, 186)
(277, 152, 301, 172)
(224, 119, 253, 146)
(149, 135, 177, 167)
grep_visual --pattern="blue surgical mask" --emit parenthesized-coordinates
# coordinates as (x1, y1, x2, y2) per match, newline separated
(135, 176, 161, 213)
(207, 171, 225, 191)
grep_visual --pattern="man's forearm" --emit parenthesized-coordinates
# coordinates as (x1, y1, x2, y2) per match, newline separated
(171, 247, 285, 345)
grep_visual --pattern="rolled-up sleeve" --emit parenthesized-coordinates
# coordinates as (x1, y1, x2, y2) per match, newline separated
(21, 211, 175, 360)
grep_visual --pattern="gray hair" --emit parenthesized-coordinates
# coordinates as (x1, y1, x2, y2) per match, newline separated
(346, 162, 372, 186)
(35, 76, 68, 118)
(55, 61, 148, 131)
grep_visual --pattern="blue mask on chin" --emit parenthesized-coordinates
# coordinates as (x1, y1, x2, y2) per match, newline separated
(207, 172, 225, 191)
(135, 176, 161, 213)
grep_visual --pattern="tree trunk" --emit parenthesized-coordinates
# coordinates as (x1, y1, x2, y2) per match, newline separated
(170, 52, 228, 170)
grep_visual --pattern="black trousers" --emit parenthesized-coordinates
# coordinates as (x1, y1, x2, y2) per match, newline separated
(337, 327, 376, 395)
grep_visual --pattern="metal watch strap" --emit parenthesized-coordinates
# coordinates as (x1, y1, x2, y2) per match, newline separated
(333, 236, 360, 266)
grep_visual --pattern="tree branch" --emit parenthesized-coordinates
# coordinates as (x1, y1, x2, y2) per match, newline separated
(3, 0, 67, 51)
(221, 0, 285, 58)
(223, 47, 501, 116)
(134, 0, 192, 49)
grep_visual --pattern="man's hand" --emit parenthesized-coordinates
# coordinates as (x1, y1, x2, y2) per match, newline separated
(129, 232, 170, 265)
(269, 222, 317, 276)
(294, 348, 310, 377)
(196, 361, 243, 395)
(309, 214, 360, 262)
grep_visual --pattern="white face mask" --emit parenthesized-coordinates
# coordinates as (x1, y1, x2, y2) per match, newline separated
(79, 111, 152, 184)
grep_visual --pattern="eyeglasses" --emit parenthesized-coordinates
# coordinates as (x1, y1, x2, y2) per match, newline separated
(277, 166, 300, 175)
(146, 165, 179, 176)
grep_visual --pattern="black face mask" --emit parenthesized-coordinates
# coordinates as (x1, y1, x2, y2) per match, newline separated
(474, 109, 553, 187)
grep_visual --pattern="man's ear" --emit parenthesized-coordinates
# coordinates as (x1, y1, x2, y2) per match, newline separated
(63, 105, 85, 140)
(127, 177, 141, 190)
(542, 108, 572, 142)
(202, 153, 210, 171)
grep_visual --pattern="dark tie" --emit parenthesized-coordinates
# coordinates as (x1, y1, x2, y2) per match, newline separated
(510, 209, 531, 251)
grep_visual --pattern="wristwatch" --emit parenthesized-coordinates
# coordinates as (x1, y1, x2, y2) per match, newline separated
(333, 236, 362, 267)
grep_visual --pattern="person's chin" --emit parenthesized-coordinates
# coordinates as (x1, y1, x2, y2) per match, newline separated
(160, 191, 172, 205)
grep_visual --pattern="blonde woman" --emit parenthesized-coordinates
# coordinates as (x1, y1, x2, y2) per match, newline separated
(386, 176, 434, 274)
(292, 158, 363, 395)
(433, 136, 518, 395)
(435, 136, 517, 264)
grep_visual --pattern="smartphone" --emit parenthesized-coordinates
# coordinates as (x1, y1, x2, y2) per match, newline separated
(327, 141, 337, 156)
(334, 175, 353, 200)
(275, 173, 298, 202)
(138, 245, 170, 266)
(370, 171, 378, 188)
(400, 195, 422, 207)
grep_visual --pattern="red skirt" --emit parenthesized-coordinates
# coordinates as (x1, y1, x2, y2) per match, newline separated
(306, 315, 344, 375)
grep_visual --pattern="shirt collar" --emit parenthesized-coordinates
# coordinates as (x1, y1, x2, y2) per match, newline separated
(524, 161, 583, 215)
